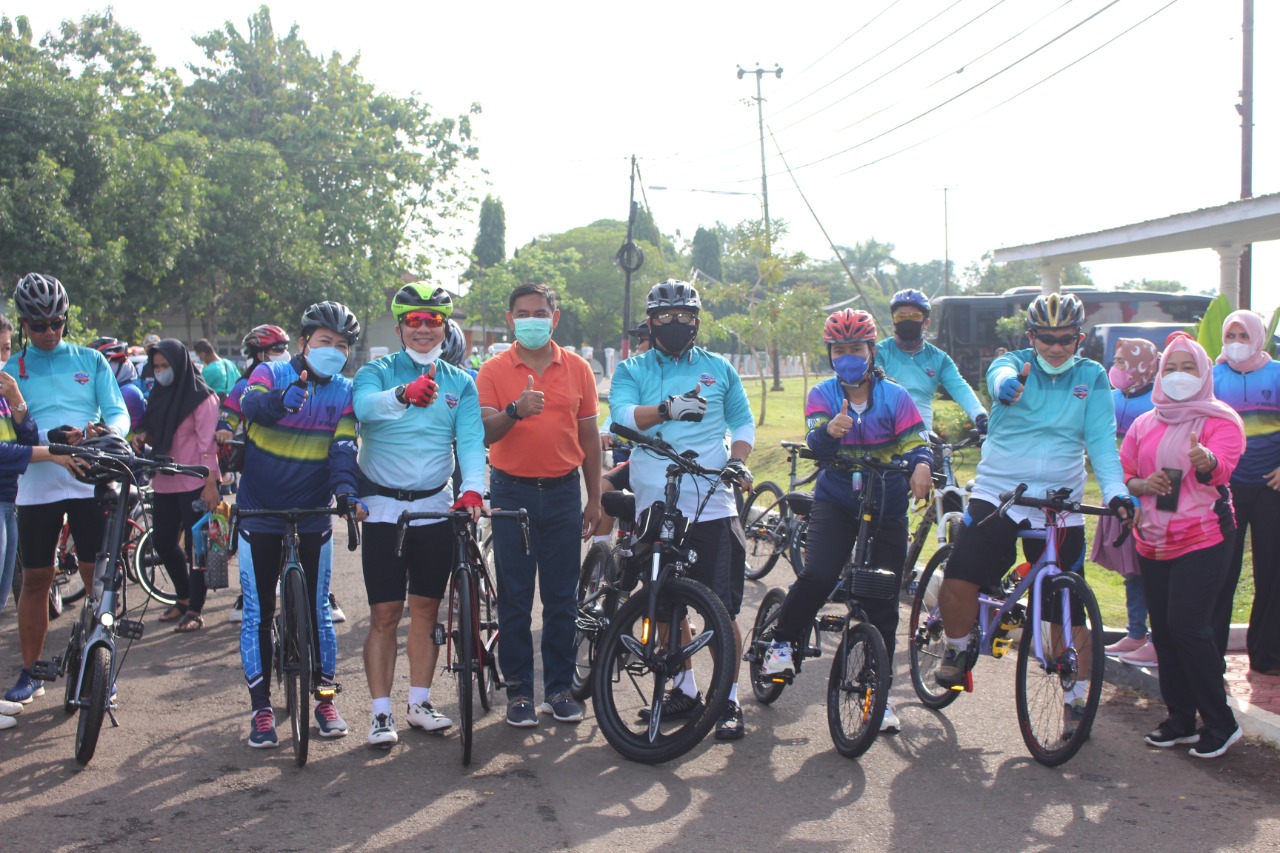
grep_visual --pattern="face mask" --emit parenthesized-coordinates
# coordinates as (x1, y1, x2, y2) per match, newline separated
(894, 321, 924, 343)
(154, 367, 175, 387)
(513, 317, 553, 349)
(1162, 371, 1202, 401)
(653, 322, 698, 356)
(1035, 354, 1075, 376)
(1223, 342, 1253, 363)
(268, 351, 291, 363)
(305, 346, 347, 378)
(833, 354, 870, 385)
(405, 343, 442, 366)
(1108, 364, 1133, 391)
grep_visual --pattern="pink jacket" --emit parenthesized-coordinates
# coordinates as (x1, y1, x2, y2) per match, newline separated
(1120, 413, 1242, 561)
(153, 395, 221, 494)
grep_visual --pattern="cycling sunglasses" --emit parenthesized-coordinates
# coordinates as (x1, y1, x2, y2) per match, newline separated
(1033, 331, 1080, 348)
(652, 310, 697, 326)
(891, 310, 926, 322)
(401, 312, 446, 329)
(265, 342, 288, 354)
(26, 317, 66, 333)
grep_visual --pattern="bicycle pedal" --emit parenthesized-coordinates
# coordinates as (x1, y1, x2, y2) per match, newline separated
(817, 615, 844, 632)
(117, 619, 145, 640)
(31, 659, 60, 681)
(803, 646, 821, 658)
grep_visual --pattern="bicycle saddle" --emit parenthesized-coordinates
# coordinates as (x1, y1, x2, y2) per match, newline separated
(601, 490, 635, 522)
(782, 491, 813, 515)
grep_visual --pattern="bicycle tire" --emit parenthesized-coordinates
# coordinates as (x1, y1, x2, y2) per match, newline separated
(284, 569, 313, 767)
(131, 527, 179, 607)
(74, 645, 110, 766)
(572, 543, 618, 701)
(748, 587, 789, 704)
(827, 620, 890, 759)
(591, 576, 735, 765)
(62, 609, 90, 715)
(907, 544, 962, 710)
(1015, 571, 1104, 767)
(453, 575, 475, 766)
(476, 568, 500, 713)
(740, 483, 788, 581)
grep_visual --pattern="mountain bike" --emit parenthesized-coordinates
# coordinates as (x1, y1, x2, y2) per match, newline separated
(739, 441, 816, 581)
(590, 424, 737, 765)
(229, 504, 360, 767)
(906, 484, 1120, 766)
(31, 444, 208, 766)
(902, 429, 983, 601)
(745, 450, 906, 759)
(394, 508, 529, 767)
(571, 488, 638, 701)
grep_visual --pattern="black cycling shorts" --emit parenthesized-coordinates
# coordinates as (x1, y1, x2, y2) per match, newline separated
(17, 499, 105, 569)
(944, 499, 1085, 589)
(682, 516, 747, 617)
(603, 461, 630, 493)
(361, 520, 455, 605)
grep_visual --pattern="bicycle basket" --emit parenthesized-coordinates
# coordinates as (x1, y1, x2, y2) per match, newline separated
(204, 541, 229, 589)
(835, 567, 899, 602)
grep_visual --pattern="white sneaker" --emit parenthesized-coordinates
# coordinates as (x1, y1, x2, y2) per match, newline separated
(760, 641, 795, 676)
(329, 594, 346, 624)
(228, 594, 243, 623)
(880, 701, 901, 733)
(0, 713, 15, 730)
(407, 701, 453, 732)
(0, 698, 23, 716)
(368, 711, 398, 747)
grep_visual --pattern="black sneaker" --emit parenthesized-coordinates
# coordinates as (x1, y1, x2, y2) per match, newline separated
(933, 645, 970, 690)
(715, 700, 744, 741)
(1143, 721, 1200, 748)
(1189, 726, 1242, 759)
(637, 689, 703, 722)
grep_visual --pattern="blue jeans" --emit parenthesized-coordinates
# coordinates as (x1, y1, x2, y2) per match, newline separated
(490, 470, 581, 700)
(1124, 573, 1150, 640)
(0, 502, 16, 612)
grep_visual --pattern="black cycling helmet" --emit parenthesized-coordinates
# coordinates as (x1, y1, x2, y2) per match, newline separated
(441, 319, 467, 367)
(1026, 292, 1085, 331)
(72, 432, 135, 485)
(645, 279, 701, 313)
(300, 301, 361, 344)
(14, 273, 69, 321)
(392, 282, 453, 322)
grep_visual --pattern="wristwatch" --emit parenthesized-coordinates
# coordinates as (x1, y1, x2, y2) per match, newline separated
(505, 401, 524, 421)
(11, 402, 26, 414)
(394, 385, 409, 406)
(656, 400, 671, 421)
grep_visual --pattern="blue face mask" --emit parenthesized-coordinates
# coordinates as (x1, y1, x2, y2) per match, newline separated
(513, 317, 553, 350)
(1035, 353, 1075, 376)
(833, 354, 870, 385)
(305, 346, 347, 378)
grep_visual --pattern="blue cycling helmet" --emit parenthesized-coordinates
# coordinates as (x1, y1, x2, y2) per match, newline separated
(889, 288, 931, 315)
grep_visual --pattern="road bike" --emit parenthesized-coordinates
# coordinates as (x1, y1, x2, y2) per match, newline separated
(32, 443, 208, 765)
(901, 429, 983, 600)
(745, 450, 906, 759)
(739, 440, 816, 581)
(906, 484, 1120, 766)
(394, 508, 529, 767)
(229, 504, 360, 767)
(571, 488, 638, 701)
(590, 424, 737, 765)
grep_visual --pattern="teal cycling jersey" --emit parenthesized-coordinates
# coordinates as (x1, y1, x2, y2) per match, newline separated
(976, 349, 1125, 526)
(609, 346, 754, 522)
(875, 338, 985, 433)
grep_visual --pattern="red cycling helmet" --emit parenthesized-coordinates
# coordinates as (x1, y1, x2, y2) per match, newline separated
(90, 337, 129, 362)
(823, 309, 877, 344)
(241, 324, 290, 359)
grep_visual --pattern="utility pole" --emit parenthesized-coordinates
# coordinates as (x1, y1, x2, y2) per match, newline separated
(615, 156, 644, 358)
(1238, 0, 1254, 309)
(738, 63, 783, 389)
(943, 186, 952, 297)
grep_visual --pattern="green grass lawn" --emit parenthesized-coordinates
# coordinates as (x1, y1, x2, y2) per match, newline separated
(602, 380, 1257, 628)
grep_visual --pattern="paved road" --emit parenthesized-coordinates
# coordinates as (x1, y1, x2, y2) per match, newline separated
(3, 532, 1278, 852)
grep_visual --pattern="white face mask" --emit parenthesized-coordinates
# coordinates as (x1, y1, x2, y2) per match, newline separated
(268, 351, 291, 363)
(404, 343, 442, 366)
(1223, 341, 1253, 363)
(1162, 371, 1202, 401)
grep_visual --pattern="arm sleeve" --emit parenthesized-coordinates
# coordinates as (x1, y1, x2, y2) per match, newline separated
(1083, 369, 1126, 501)
(14, 410, 38, 446)
(721, 364, 754, 431)
(608, 361, 641, 432)
(1120, 422, 1141, 483)
(455, 379, 487, 496)
(193, 397, 221, 481)
(805, 385, 841, 454)
(241, 363, 288, 426)
(986, 352, 1020, 396)
(327, 395, 361, 497)
(0, 412, 34, 474)
(1200, 417, 1245, 487)
(353, 362, 408, 422)
(95, 359, 131, 436)
(938, 352, 986, 420)
(122, 384, 146, 434)
(894, 391, 933, 471)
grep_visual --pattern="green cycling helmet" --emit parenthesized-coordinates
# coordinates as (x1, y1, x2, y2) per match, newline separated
(392, 283, 453, 322)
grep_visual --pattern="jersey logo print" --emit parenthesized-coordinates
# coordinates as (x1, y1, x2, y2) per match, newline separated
(1072, 384, 1089, 399)
(327, 404, 338, 421)
(74, 371, 90, 385)
(444, 392, 459, 408)
(699, 372, 716, 386)
(924, 367, 936, 378)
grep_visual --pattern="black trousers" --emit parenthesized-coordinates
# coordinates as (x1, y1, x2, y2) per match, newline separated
(1214, 483, 1280, 672)
(151, 487, 206, 612)
(1141, 539, 1237, 738)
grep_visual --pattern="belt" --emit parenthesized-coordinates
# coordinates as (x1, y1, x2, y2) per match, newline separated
(492, 467, 579, 489)
(361, 481, 448, 502)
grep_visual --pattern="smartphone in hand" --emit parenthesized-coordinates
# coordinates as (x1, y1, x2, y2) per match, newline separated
(1155, 467, 1183, 512)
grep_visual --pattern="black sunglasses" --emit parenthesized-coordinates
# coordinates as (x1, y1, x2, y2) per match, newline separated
(1033, 331, 1079, 348)
(26, 318, 66, 333)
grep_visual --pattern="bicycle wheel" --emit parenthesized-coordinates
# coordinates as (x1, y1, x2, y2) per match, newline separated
(572, 543, 617, 701)
(476, 568, 500, 713)
(74, 645, 111, 765)
(55, 531, 87, 608)
(740, 483, 789, 581)
(1015, 571, 1104, 767)
(283, 569, 313, 767)
(907, 544, 962, 710)
(452, 575, 475, 766)
(591, 576, 735, 765)
(131, 527, 179, 607)
(62, 608, 90, 715)
(827, 620, 890, 759)
(748, 587, 789, 704)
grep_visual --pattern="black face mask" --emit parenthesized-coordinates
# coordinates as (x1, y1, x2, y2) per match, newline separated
(894, 320, 924, 342)
(653, 321, 698, 356)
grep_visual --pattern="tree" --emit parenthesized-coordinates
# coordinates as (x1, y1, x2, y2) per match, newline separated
(1121, 278, 1186, 293)
(690, 226, 722, 282)
(961, 257, 1093, 294)
(838, 238, 898, 295)
(473, 194, 506, 268)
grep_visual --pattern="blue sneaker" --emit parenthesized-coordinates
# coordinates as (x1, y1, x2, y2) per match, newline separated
(5, 669, 45, 704)
(247, 708, 278, 749)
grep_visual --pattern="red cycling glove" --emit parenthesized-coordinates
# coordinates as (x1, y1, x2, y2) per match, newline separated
(451, 490, 484, 510)
(404, 366, 438, 407)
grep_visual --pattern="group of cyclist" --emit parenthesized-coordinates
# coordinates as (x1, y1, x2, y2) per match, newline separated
(0, 268, 1267, 763)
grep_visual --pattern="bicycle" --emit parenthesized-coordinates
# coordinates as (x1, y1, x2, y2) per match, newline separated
(571, 488, 638, 701)
(31, 442, 208, 765)
(394, 508, 529, 767)
(590, 423, 737, 765)
(739, 440, 815, 581)
(906, 484, 1120, 766)
(228, 504, 360, 767)
(744, 450, 906, 758)
(901, 429, 983, 600)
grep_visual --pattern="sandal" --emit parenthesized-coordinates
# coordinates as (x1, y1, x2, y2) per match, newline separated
(174, 613, 204, 633)
(159, 603, 189, 622)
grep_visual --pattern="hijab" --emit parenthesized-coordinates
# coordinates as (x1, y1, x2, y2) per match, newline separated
(143, 338, 214, 454)
(1111, 337, 1158, 394)
(1216, 309, 1272, 373)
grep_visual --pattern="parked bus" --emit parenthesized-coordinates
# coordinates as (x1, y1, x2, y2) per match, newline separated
(929, 287, 1211, 384)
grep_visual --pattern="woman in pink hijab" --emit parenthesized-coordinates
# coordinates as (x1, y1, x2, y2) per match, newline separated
(1211, 309, 1280, 675)
(1122, 336, 1245, 758)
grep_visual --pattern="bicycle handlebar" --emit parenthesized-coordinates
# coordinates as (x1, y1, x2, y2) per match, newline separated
(981, 483, 1131, 546)
(609, 423, 727, 480)
(796, 447, 910, 476)
(393, 509, 530, 558)
(48, 443, 209, 480)
(228, 505, 361, 555)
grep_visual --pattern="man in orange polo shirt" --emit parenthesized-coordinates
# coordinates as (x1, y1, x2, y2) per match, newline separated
(477, 282, 603, 727)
